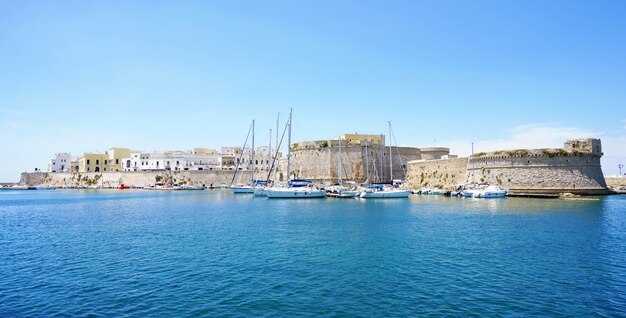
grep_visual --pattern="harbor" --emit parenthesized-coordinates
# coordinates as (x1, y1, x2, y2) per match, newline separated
(14, 109, 619, 197)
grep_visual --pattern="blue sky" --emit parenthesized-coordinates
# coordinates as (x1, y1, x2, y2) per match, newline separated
(1, 0, 625, 181)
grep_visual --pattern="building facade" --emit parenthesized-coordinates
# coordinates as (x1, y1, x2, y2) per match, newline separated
(78, 153, 109, 172)
(48, 153, 72, 172)
(122, 150, 221, 172)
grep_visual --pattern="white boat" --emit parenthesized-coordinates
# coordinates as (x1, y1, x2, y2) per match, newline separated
(176, 185, 206, 190)
(253, 187, 268, 197)
(326, 186, 360, 198)
(360, 122, 410, 199)
(430, 189, 443, 195)
(473, 185, 508, 198)
(326, 140, 358, 198)
(232, 185, 254, 193)
(359, 184, 411, 198)
(266, 187, 326, 198)
(265, 109, 327, 199)
(360, 188, 411, 198)
(231, 119, 258, 194)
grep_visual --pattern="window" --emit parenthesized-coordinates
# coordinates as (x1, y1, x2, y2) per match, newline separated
(87, 167, 90, 172)
(87, 159, 90, 164)
(126, 160, 131, 168)
(104, 160, 108, 165)
(96, 160, 99, 165)
(115, 159, 119, 164)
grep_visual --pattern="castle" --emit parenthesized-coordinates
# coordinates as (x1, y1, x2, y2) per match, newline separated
(405, 138, 608, 195)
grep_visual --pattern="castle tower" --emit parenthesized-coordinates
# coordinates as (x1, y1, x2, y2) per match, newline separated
(564, 138, 602, 155)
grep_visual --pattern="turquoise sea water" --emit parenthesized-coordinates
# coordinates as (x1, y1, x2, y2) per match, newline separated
(0, 190, 625, 317)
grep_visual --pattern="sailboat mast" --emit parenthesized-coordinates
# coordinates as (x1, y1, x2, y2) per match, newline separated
(274, 112, 279, 182)
(338, 139, 342, 185)
(379, 134, 383, 183)
(268, 128, 272, 180)
(472, 143, 476, 182)
(286, 108, 292, 182)
(388, 121, 393, 183)
(365, 140, 369, 183)
(251, 120, 255, 183)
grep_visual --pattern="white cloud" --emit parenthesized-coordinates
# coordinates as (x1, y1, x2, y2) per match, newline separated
(443, 123, 626, 176)
(446, 123, 602, 156)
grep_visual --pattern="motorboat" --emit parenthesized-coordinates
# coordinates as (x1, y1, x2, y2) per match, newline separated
(473, 185, 508, 198)
(430, 188, 444, 195)
(176, 185, 206, 190)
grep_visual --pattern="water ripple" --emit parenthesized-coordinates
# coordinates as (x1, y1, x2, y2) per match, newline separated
(0, 191, 625, 316)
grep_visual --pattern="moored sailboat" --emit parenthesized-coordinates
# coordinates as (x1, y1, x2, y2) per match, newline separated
(359, 121, 410, 199)
(231, 119, 256, 194)
(265, 109, 327, 199)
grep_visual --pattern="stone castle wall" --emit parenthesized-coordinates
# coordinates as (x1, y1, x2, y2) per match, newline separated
(288, 140, 421, 183)
(405, 158, 469, 189)
(466, 153, 607, 194)
(406, 152, 609, 195)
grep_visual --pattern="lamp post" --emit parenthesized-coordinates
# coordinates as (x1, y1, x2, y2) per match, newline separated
(619, 164, 624, 176)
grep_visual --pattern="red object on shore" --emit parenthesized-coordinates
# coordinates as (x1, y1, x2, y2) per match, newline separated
(119, 184, 130, 189)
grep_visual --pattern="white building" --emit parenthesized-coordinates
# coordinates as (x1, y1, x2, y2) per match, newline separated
(219, 146, 281, 171)
(122, 150, 221, 172)
(48, 153, 72, 172)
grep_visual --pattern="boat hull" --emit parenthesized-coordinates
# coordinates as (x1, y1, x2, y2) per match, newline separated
(359, 190, 411, 199)
(473, 191, 507, 198)
(266, 188, 326, 198)
(232, 187, 254, 194)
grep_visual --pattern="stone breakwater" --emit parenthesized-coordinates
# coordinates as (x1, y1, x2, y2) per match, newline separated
(20, 170, 253, 188)
(406, 139, 609, 195)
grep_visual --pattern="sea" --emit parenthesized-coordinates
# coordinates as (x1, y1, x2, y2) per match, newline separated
(1, 190, 625, 317)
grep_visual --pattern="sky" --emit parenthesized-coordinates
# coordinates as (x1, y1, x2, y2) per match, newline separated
(1, 0, 625, 181)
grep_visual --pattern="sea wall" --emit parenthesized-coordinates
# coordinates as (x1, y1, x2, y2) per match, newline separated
(21, 170, 253, 188)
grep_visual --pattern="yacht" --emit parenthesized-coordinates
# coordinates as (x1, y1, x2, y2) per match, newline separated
(231, 119, 257, 194)
(264, 109, 327, 199)
(266, 186, 326, 198)
(359, 184, 410, 198)
(359, 122, 410, 199)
